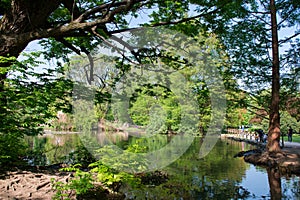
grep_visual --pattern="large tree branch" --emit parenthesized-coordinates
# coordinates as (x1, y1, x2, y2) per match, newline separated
(17, 0, 225, 43)
(16, 0, 141, 42)
(0, 0, 227, 62)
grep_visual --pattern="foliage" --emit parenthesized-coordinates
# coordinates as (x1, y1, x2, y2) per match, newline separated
(66, 28, 229, 135)
(124, 134, 169, 153)
(226, 108, 254, 128)
(89, 161, 140, 189)
(72, 99, 98, 131)
(261, 111, 300, 136)
(0, 0, 299, 150)
(0, 52, 72, 165)
(129, 85, 181, 133)
(279, 111, 300, 135)
(0, 56, 16, 67)
(94, 145, 149, 173)
(51, 161, 140, 199)
(52, 164, 94, 200)
(125, 139, 149, 154)
(66, 144, 96, 167)
(1, 53, 72, 133)
(191, 0, 300, 144)
(1, 1, 299, 196)
(0, 133, 28, 165)
(207, 0, 300, 93)
(52, 136, 254, 199)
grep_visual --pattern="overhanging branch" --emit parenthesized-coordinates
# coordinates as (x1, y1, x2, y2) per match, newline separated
(17, 0, 142, 42)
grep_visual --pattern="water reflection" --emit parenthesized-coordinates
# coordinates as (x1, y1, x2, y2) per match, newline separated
(25, 133, 81, 165)
(96, 131, 129, 146)
(131, 138, 253, 199)
(25, 133, 300, 199)
(267, 168, 282, 200)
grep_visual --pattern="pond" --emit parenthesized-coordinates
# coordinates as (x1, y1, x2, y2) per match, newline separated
(25, 132, 300, 199)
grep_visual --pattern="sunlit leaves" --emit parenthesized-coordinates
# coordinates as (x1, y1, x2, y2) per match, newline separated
(0, 52, 72, 164)
(149, 1, 189, 24)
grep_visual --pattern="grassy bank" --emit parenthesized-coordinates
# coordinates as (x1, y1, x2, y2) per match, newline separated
(283, 134, 300, 143)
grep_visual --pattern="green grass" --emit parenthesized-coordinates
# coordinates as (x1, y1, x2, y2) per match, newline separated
(283, 134, 300, 143)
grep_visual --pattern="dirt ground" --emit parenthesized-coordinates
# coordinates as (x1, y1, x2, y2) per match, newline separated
(0, 167, 73, 200)
(0, 165, 125, 200)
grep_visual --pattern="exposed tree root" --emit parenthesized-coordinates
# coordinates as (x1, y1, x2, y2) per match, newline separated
(243, 150, 300, 174)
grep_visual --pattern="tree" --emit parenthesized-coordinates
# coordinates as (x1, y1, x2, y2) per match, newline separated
(204, 0, 300, 152)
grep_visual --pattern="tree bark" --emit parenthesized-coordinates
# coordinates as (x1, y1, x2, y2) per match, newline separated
(267, 0, 281, 152)
(0, 0, 62, 60)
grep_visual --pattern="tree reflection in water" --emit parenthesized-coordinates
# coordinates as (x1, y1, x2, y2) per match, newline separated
(267, 168, 282, 200)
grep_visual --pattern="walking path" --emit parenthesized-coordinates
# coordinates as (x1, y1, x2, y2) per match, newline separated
(282, 141, 300, 148)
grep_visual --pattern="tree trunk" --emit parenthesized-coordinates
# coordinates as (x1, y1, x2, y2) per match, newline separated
(0, 0, 62, 60)
(267, 0, 281, 152)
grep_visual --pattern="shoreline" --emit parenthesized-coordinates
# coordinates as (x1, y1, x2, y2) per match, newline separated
(222, 134, 300, 175)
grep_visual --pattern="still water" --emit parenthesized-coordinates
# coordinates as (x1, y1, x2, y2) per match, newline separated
(25, 132, 300, 199)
